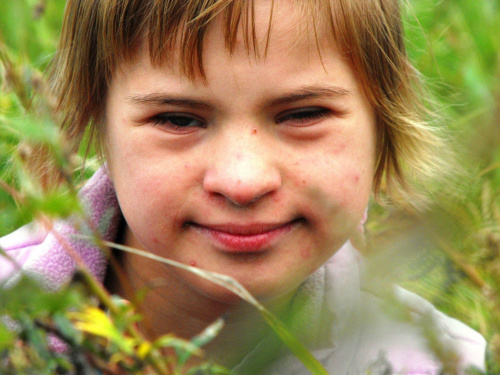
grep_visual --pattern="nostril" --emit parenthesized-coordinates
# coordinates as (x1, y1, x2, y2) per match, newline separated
(204, 178, 277, 207)
(225, 192, 264, 207)
(202, 153, 282, 206)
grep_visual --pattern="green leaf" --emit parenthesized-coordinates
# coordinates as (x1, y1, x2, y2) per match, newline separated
(0, 322, 15, 351)
(176, 316, 226, 366)
(21, 188, 81, 219)
(260, 310, 329, 375)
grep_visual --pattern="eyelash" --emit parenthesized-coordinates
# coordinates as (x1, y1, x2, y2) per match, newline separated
(150, 107, 332, 132)
(275, 107, 332, 125)
(151, 113, 207, 131)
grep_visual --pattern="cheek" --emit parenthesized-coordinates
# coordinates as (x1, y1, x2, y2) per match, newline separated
(290, 152, 372, 227)
(337, 168, 373, 212)
(110, 158, 192, 238)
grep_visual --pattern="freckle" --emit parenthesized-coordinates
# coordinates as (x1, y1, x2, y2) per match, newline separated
(294, 178, 306, 187)
(251, 128, 257, 135)
(300, 248, 311, 260)
(189, 260, 197, 267)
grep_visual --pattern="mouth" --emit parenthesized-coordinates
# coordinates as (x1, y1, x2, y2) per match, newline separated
(186, 219, 303, 253)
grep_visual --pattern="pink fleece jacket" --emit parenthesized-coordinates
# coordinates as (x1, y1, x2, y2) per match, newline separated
(0, 167, 486, 374)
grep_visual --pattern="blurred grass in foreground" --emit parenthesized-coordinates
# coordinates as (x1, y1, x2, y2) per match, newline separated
(366, 0, 500, 371)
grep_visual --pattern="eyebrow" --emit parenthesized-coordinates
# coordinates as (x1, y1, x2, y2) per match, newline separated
(127, 84, 351, 110)
(263, 85, 352, 110)
(127, 93, 215, 111)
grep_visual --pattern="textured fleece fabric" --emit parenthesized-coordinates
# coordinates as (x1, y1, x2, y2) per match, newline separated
(0, 167, 486, 374)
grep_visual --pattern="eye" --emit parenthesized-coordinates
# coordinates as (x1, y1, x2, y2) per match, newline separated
(276, 107, 332, 126)
(151, 113, 207, 133)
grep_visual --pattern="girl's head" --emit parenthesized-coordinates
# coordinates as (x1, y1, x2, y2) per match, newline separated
(47, 0, 446, 302)
(50, 0, 443, 207)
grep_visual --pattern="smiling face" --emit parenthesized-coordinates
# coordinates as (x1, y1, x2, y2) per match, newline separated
(105, 1, 376, 304)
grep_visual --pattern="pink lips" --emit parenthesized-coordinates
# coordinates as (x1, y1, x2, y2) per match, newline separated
(190, 221, 298, 253)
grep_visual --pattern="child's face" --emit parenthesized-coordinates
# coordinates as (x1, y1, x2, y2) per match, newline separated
(105, 1, 376, 303)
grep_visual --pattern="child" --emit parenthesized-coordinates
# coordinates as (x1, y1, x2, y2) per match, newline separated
(0, 0, 486, 373)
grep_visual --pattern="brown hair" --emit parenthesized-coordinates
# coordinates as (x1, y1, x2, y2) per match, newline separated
(49, 0, 447, 207)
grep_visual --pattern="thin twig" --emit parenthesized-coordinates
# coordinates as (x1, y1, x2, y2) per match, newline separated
(0, 178, 24, 203)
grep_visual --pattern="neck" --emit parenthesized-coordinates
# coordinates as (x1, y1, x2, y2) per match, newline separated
(105, 227, 295, 369)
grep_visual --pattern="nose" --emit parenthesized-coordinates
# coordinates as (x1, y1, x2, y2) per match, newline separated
(203, 132, 281, 206)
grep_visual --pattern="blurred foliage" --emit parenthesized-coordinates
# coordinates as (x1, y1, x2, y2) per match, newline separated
(0, 0, 499, 373)
(0, 0, 68, 234)
(366, 0, 500, 372)
(0, 269, 230, 374)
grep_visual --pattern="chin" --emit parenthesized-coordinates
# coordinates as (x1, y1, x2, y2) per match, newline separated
(184, 270, 297, 306)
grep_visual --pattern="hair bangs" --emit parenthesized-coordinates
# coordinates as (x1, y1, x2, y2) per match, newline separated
(111, 0, 343, 80)
(144, 0, 269, 79)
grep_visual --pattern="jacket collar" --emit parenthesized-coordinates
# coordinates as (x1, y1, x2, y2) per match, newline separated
(19, 166, 122, 290)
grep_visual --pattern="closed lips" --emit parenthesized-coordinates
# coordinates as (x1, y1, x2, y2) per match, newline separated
(187, 219, 302, 252)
